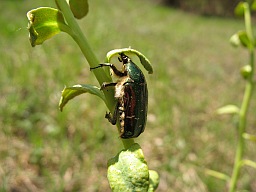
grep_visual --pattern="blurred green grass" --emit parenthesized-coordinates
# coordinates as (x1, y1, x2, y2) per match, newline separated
(1, 0, 256, 191)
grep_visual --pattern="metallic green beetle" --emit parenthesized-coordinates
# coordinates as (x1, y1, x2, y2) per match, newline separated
(91, 53, 148, 139)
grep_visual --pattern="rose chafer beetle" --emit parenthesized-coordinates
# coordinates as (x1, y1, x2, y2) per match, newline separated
(91, 53, 148, 139)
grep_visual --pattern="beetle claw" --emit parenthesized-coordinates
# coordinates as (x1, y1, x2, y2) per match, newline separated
(100, 83, 107, 90)
(105, 111, 111, 119)
(105, 112, 117, 125)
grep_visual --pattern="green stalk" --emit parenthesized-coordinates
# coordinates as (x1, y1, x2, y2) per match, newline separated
(229, 2, 254, 191)
(55, 0, 134, 148)
(55, 0, 109, 85)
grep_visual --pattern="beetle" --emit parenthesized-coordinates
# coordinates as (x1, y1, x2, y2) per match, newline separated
(91, 53, 148, 139)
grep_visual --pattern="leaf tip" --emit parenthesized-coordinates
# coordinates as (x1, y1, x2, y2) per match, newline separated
(216, 105, 240, 115)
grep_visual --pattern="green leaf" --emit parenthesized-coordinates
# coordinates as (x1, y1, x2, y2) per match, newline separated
(137, 54, 154, 74)
(107, 143, 149, 192)
(252, 0, 256, 11)
(230, 31, 250, 48)
(148, 170, 159, 192)
(234, 2, 245, 16)
(216, 105, 240, 115)
(240, 159, 256, 169)
(27, 7, 69, 47)
(243, 133, 256, 143)
(69, 0, 89, 19)
(106, 48, 153, 74)
(59, 84, 105, 111)
(205, 169, 230, 181)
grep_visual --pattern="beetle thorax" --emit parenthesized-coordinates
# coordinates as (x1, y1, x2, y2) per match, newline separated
(114, 76, 129, 98)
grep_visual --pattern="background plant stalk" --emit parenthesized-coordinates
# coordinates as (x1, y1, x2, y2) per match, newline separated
(229, 2, 255, 191)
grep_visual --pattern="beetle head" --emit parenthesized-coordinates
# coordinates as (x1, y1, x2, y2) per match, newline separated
(118, 53, 129, 65)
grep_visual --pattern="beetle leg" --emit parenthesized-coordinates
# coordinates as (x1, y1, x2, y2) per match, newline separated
(100, 82, 117, 90)
(105, 102, 119, 125)
(90, 64, 107, 70)
(90, 63, 126, 77)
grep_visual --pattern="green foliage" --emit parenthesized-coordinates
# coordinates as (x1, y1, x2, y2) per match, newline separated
(107, 143, 150, 192)
(234, 2, 245, 17)
(1, 0, 256, 191)
(106, 48, 153, 74)
(59, 84, 106, 111)
(55, 0, 89, 19)
(27, 7, 69, 46)
(107, 143, 159, 192)
(243, 133, 256, 143)
(69, 0, 89, 19)
(240, 65, 252, 79)
(216, 105, 239, 115)
(148, 170, 160, 192)
(230, 31, 250, 48)
(215, 1, 256, 192)
(26, 0, 158, 191)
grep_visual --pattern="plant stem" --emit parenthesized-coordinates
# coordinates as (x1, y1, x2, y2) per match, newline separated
(55, 1, 108, 81)
(229, 77, 254, 192)
(55, 0, 134, 148)
(229, 2, 254, 191)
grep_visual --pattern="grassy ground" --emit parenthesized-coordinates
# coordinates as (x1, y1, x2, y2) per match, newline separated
(1, 0, 255, 191)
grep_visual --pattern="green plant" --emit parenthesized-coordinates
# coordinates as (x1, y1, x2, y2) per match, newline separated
(26, 0, 159, 191)
(207, 1, 256, 191)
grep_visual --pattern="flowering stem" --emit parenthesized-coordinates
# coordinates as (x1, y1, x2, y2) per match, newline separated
(229, 2, 255, 191)
(55, 0, 134, 148)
